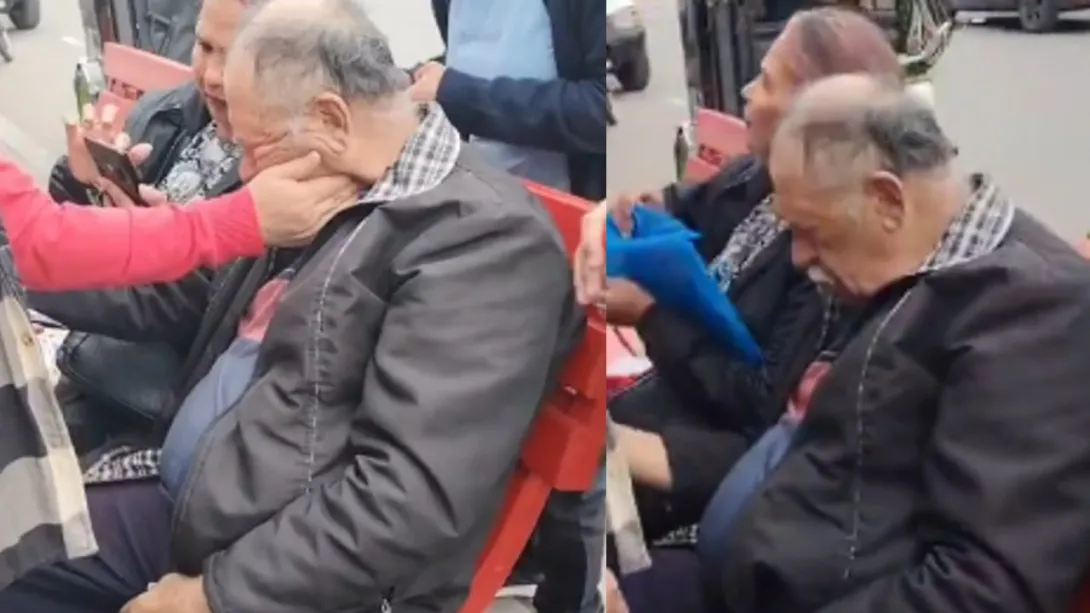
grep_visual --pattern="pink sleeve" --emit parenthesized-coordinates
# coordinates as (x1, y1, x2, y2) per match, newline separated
(0, 157, 264, 292)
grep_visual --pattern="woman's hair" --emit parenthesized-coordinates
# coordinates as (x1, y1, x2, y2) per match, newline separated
(781, 7, 905, 85)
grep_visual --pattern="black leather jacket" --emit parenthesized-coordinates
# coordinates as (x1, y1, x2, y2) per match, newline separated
(32, 82, 245, 426)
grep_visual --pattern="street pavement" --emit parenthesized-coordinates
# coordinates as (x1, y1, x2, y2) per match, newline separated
(4, 1, 1090, 237)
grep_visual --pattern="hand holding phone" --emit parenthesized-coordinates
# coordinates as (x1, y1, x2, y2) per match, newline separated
(83, 137, 146, 206)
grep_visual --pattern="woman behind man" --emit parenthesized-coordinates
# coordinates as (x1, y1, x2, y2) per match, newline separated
(585, 7, 908, 612)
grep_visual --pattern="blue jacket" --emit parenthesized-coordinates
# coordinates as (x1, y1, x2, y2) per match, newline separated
(430, 0, 606, 201)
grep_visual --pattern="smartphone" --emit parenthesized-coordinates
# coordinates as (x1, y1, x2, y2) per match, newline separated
(83, 137, 146, 205)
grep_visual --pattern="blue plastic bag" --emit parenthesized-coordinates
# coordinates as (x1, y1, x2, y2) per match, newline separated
(605, 206, 763, 367)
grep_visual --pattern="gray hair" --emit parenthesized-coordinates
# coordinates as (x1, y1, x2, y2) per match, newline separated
(773, 73, 956, 189)
(231, 0, 411, 117)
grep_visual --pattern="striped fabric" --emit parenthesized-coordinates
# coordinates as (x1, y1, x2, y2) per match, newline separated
(0, 222, 96, 589)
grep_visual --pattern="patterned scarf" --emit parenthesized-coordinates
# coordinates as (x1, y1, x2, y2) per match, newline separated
(0, 218, 96, 589)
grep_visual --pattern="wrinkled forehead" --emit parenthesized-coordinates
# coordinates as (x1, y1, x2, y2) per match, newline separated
(767, 135, 846, 224)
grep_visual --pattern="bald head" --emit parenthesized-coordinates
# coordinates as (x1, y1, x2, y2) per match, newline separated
(779, 7, 903, 84)
(772, 74, 955, 188)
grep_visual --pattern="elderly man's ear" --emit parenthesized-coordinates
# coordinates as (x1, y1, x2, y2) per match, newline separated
(305, 93, 352, 157)
(866, 171, 906, 232)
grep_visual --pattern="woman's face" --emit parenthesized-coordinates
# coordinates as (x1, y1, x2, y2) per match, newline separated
(741, 32, 799, 159)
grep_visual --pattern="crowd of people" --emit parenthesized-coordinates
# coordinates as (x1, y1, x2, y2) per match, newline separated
(1, 0, 1090, 612)
(0, 0, 603, 612)
(592, 7, 1090, 613)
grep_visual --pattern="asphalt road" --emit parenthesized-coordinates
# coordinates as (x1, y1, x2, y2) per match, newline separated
(4, 1, 1090, 237)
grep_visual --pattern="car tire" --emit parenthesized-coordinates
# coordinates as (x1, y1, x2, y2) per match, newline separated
(615, 48, 651, 93)
(0, 30, 12, 62)
(9, 0, 42, 31)
(1018, 0, 1058, 32)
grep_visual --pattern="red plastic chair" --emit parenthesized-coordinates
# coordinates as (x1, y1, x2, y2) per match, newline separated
(457, 182, 606, 613)
(684, 108, 750, 182)
(102, 42, 192, 100)
(93, 51, 608, 608)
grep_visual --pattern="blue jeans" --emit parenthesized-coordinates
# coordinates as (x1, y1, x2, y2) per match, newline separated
(534, 466, 605, 613)
(695, 420, 796, 570)
(0, 481, 172, 613)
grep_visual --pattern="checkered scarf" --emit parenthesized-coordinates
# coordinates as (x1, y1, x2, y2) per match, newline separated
(919, 173, 1013, 273)
(0, 222, 96, 589)
(83, 102, 463, 486)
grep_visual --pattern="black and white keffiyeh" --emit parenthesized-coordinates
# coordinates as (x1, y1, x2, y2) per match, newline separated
(0, 222, 96, 589)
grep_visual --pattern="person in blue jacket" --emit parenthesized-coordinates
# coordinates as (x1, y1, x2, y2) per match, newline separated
(411, 3, 607, 612)
(411, 0, 607, 201)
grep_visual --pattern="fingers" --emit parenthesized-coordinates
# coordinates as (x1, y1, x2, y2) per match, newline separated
(607, 196, 635, 235)
(64, 116, 79, 144)
(79, 103, 125, 144)
(138, 184, 167, 206)
(80, 103, 96, 128)
(264, 151, 322, 180)
(304, 173, 359, 200)
(127, 142, 153, 165)
(96, 179, 136, 208)
(98, 103, 118, 135)
(575, 208, 607, 305)
(113, 131, 132, 151)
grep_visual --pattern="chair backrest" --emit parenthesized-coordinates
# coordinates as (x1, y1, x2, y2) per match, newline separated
(684, 108, 750, 182)
(458, 182, 607, 613)
(102, 42, 192, 100)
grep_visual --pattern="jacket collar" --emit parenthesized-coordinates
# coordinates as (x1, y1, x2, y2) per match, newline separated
(918, 173, 1014, 273)
(358, 103, 462, 205)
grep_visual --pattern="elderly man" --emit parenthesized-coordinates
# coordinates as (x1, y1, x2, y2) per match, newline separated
(699, 75, 1090, 613)
(0, 0, 581, 612)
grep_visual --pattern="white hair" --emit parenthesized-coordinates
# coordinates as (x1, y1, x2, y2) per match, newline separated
(229, 0, 413, 120)
(774, 74, 956, 191)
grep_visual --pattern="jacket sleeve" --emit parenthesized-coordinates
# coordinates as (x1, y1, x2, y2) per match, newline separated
(434, 1, 606, 155)
(201, 208, 577, 613)
(814, 275, 1090, 613)
(634, 276, 815, 433)
(0, 157, 263, 291)
(28, 270, 213, 346)
(47, 154, 95, 206)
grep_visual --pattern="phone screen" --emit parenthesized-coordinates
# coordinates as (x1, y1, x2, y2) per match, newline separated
(83, 137, 146, 205)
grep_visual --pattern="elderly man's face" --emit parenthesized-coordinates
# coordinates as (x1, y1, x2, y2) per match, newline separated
(769, 142, 905, 302)
(224, 55, 339, 182)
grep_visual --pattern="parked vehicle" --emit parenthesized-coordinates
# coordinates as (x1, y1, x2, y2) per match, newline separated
(1, 0, 39, 31)
(0, 0, 40, 61)
(607, 0, 651, 92)
(949, 0, 1090, 32)
(673, 0, 955, 180)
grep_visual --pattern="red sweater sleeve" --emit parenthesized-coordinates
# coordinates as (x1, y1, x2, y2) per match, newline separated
(0, 156, 264, 291)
